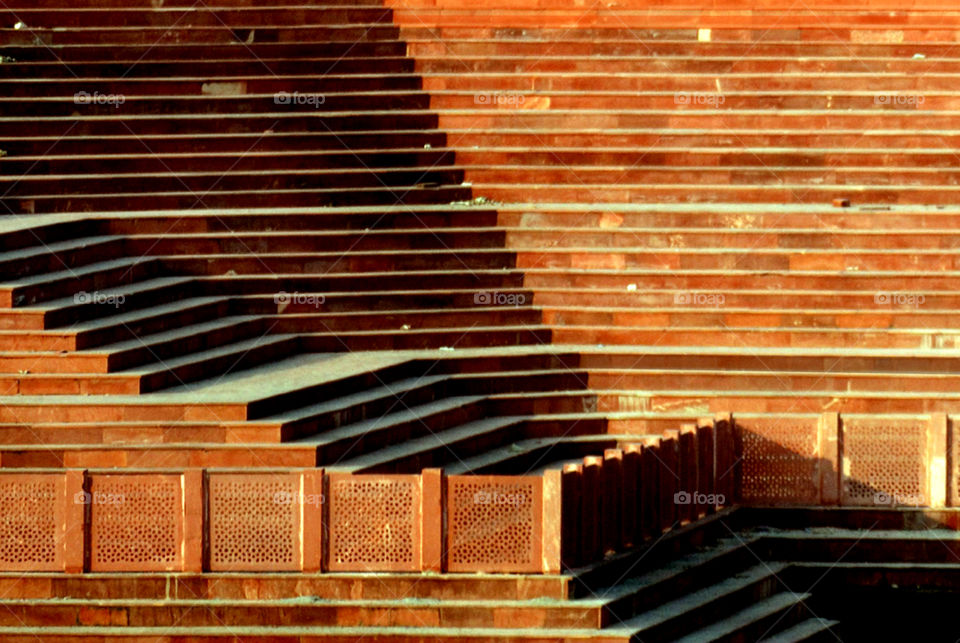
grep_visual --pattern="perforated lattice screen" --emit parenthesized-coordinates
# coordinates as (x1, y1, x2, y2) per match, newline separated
(843, 419, 927, 506)
(327, 474, 420, 571)
(446, 476, 541, 572)
(208, 474, 301, 571)
(739, 418, 820, 504)
(0, 474, 63, 570)
(89, 474, 182, 571)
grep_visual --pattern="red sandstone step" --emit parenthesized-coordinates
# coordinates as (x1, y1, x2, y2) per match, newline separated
(121, 229, 507, 253)
(0, 55, 414, 78)
(0, 444, 318, 468)
(0, 400, 247, 423)
(104, 208, 500, 233)
(300, 324, 552, 352)
(0, 275, 201, 331)
(0, 597, 600, 629)
(0, 75, 425, 99)
(458, 166, 960, 187)
(505, 227, 960, 249)
(3, 185, 473, 214)
(489, 389, 960, 415)
(0, 256, 164, 308)
(1, 25, 403, 47)
(2, 8, 395, 28)
(447, 130, 960, 150)
(514, 249, 960, 271)
(573, 348, 960, 374)
(4, 0, 388, 6)
(155, 250, 518, 275)
(530, 288, 960, 311)
(3, 149, 456, 175)
(402, 38, 960, 58)
(541, 308, 960, 330)
(0, 131, 450, 156)
(0, 111, 442, 138)
(0, 374, 140, 396)
(435, 111, 960, 131)
(0, 41, 408, 62)
(520, 268, 960, 292)
(0, 421, 281, 445)
(410, 55, 960, 74)
(472, 183, 960, 205)
(493, 206, 960, 230)
(543, 325, 960, 350)
(584, 368, 960, 393)
(0, 570, 568, 600)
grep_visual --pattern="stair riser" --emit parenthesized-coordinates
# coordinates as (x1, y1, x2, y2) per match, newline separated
(2, 187, 472, 215)
(0, 113, 440, 137)
(0, 603, 599, 629)
(4, 259, 163, 308)
(0, 76, 422, 99)
(0, 58, 415, 78)
(4, 151, 454, 175)
(0, 42, 407, 62)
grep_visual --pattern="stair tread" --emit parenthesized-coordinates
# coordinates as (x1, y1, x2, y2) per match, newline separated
(611, 562, 788, 632)
(330, 414, 527, 471)
(63, 296, 227, 332)
(446, 434, 624, 475)
(93, 314, 263, 353)
(291, 394, 485, 446)
(2, 255, 156, 289)
(261, 373, 449, 423)
(14, 275, 198, 312)
(761, 617, 840, 643)
(122, 332, 298, 374)
(673, 591, 811, 642)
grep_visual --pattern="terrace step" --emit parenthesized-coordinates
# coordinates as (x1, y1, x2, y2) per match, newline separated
(329, 414, 529, 473)
(0, 275, 200, 330)
(0, 597, 599, 629)
(611, 563, 789, 640)
(294, 394, 489, 463)
(0, 256, 166, 307)
(672, 592, 812, 642)
(762, 618, 840, 643)
(3, 185, 473, 214)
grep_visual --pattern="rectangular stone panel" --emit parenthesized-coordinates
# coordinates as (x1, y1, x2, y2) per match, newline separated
(446, 475, 542, 573)
(842, 417, 927, 507)
(738, 416, 820, 504)
(0, 473, 64, 571)
(326, 474, 421, 572)
(88, 474, 182, 572)
(207, 472, 302, 572)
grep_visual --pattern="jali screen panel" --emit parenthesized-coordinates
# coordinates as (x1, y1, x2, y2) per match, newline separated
(326, 473, 421, 572)
(446, 475, 542, 573)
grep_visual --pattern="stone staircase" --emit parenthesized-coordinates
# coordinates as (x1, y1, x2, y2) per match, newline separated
(2, 0, 960, 640)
